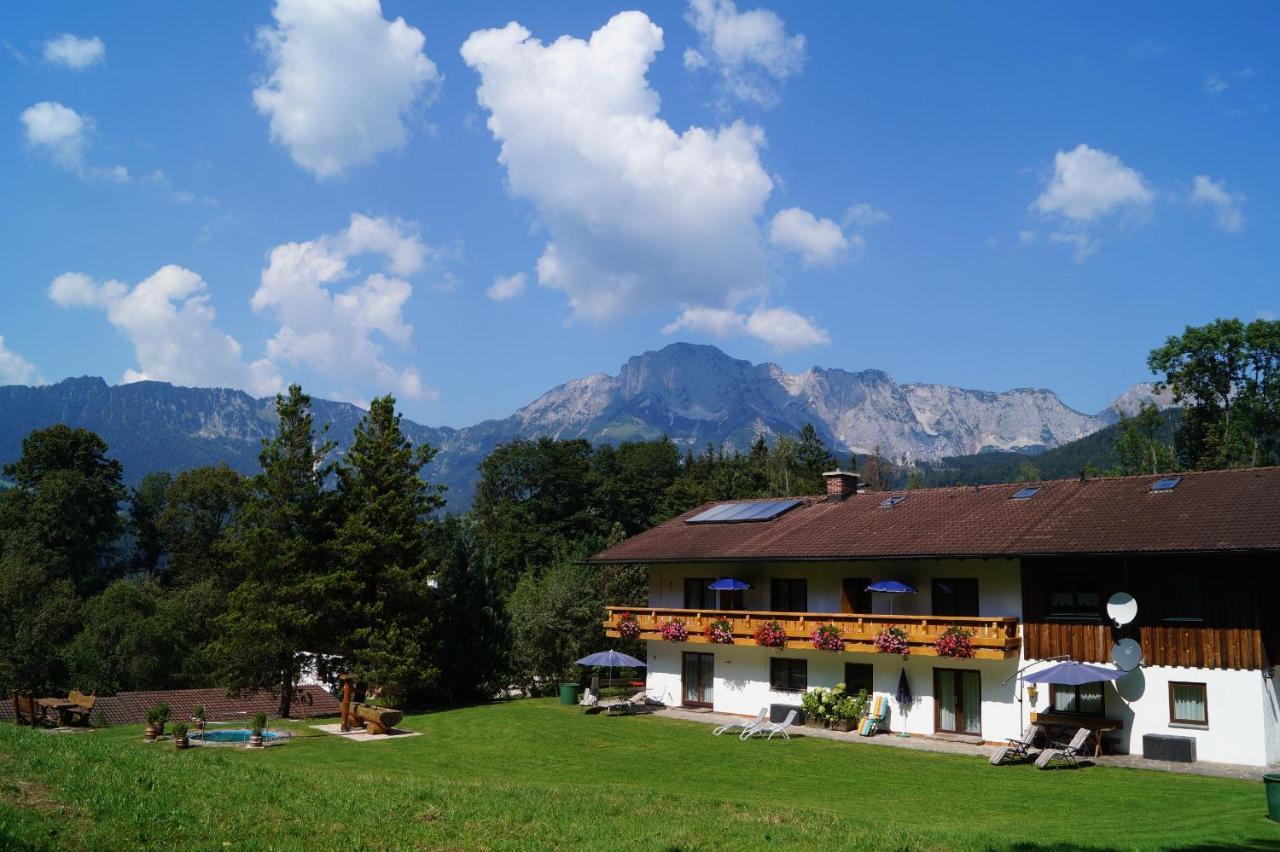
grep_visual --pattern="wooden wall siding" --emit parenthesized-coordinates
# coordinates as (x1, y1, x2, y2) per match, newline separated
(1021, 554, 1274, 671)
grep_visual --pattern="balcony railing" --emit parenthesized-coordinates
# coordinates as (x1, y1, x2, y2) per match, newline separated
(604, 606, 1021, 660)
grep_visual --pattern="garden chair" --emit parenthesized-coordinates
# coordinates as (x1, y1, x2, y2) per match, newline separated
(989, 723, 1041, 765)
(65, 690, 95, 726)
(713, 707, 767, 737)
(743, 709, 797, 741)
(1035, 727, 1092, 770)
(11, 692, 46, 727)
(859, 695, 888, 736)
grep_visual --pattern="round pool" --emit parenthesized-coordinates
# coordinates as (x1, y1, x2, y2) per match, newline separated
(192, 728, 289, 746)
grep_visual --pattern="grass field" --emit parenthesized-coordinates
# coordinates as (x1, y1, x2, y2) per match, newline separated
(1, 699, 1276, 850)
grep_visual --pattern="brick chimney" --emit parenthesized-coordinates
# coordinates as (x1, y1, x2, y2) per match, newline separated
(823, 469, 861, 502)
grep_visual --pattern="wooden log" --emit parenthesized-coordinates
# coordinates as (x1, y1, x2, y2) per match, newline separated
(353, 703, 403, 733)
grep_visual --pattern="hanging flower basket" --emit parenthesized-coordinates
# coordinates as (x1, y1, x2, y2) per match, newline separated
(933, 625, 975, 658)
(873, 625, 910, 658)
(617, 612, 641, 640)
(811, 623, 845, 652)
(705, 619, 734, 644)
(754, 620, 788, 648)
(659, 619, 688, 642)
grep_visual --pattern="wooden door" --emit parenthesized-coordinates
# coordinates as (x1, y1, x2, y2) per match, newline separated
(841, 578, 872, 614)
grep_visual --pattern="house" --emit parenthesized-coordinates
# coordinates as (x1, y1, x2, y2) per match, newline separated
(589, 467, 1280, 766)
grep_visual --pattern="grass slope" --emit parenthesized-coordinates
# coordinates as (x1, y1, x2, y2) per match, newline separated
(1, 699, 1275, 850)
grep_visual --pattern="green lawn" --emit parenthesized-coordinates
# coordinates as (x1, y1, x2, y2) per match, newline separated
(1, 699, 1276, 850)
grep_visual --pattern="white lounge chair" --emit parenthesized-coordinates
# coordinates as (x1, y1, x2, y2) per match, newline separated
(713, 708, 767, 737)
(1035, 727, 1092, 769)
(989, 723, 1041, 765)
(744, 709, 797, 741)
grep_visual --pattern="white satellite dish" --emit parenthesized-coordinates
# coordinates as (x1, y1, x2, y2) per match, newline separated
(1106, 592, 1138, 627)
(1112, 638, 1143, 672)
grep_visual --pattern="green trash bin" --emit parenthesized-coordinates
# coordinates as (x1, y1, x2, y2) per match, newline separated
(1265, 774, 1280, 822)
(559, 683, 581, 706)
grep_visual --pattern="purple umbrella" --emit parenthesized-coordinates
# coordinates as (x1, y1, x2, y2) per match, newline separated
(1023, 661, 1123, 685)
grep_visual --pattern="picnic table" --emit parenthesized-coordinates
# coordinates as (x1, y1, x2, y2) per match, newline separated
(36, 698, 81, 726)
(1030, 712, 1122, 757)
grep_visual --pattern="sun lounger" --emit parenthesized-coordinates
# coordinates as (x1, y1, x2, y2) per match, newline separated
(859, 695, 888, 736)
(990, 723, 1041, 765)
(1035, 726, 1092, 769)
(744, 709, 797, 740)
(713, 708, 767, 736)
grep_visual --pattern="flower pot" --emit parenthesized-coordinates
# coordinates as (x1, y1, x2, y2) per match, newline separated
(174, 736, 189, 750)
(143, 724, 157, 742)
(156, 722, 166, 737)
(805, 718, 822, 729)
(194, 720, 205, 732)
(248, 733, 264, 748)
(822, 719, 832, 729)
(833, 719, 853, 733)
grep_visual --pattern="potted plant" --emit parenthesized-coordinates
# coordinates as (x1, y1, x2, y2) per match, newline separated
(617, 611, 641, 640)
(659, 619, 688, 642)
(705, 619, 734, 644)
(873, 625, 910, 658)
(172, 722, 190, 750)
(144, 703, 171, 741)
(192, 704, 206, 733)
(933, 625, 976, 658)
(811, 623, 845, 652)
(754, 620, 787, 648)
(800, 690, 822, 727)
(831, 696, 858, 732)
(249, 712, 267, 748)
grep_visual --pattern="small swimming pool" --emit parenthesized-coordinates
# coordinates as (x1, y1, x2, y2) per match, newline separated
(192, 728, 289, 746)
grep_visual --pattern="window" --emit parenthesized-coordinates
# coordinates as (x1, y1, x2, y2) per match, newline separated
(683, 578, 714, 610)
(844, 663, 873, 696)
(880, 495, 907, 508)
(1012, 486, 1041, 499)
(770, 658, 807, 692)
(1051, 683, 1105, 715)
(771, 578, 808, 612)
(933, 578, 979, 617)
(1163, 576, 1203, 621)
(1150, 476, 1182, 492)
(1047, 581, 1101, 619)
(1169, 682, 1208, 726)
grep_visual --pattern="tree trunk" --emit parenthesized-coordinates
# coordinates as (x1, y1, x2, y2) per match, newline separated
(278, 673, 293, 719)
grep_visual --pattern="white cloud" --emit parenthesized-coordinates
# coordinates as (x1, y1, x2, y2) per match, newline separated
(662, 304, 828, 351)
(1032, 144, 1153, 222)
(1049, 231, 1097, 263)
(462, 12, 782, 333)
(0, 336, 43, 385)
(42, 34, 105, 69)
(486, 272, 527, 301)
(20, 101, 129, 181)
(1204, 73, 1229, 95)
(768, 207, 850, 266)
(1018, 229, 1036, 244)
(683, 0, 805, 106)
(48, 268, 281, 395)
(1190, 175, 1245, 232)
(252, 214, 436, 401)
(253, 0, 442, 178)
(843, 202, 889, 228)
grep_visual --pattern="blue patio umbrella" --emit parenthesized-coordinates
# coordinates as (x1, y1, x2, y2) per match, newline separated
(707, 577, 751, 609)
(1022, 661, 1123, 685)
(576, 650, 646, 695)
(865, 579, 918, 614)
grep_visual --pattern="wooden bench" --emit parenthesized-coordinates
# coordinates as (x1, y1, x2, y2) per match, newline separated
(11, 692, 46, 726)
(66, 690, 95, 726)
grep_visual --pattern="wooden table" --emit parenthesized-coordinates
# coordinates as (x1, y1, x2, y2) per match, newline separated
(35, 698, 81, 726)
(1030, 712, 1122, 757)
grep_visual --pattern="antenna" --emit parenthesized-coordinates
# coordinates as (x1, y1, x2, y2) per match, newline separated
(1106, 592, 1137, 628)
(1112, 638, 1142, 672)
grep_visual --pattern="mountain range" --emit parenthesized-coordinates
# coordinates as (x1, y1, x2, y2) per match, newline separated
(0, 342, 1170, 507)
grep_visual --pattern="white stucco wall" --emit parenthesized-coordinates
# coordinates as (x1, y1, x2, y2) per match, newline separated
(1265, 670, 1280, 765)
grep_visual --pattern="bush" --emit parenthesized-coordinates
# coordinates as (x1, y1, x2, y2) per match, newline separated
(171, 722, 188, 739)
(145, 702, 170, 726)
(191, 704, 206, 721)
(251, 712, 267, 734)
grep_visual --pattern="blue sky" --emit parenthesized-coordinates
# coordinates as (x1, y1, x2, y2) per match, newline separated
(2, 1, 1275, 427)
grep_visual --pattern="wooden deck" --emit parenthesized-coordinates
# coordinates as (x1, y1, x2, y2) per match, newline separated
(604, 606, 1021, 659)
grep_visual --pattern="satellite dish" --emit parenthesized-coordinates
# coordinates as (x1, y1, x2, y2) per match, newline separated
(1112, 638, 1143, 672)
(1106, 592, 1138, 626)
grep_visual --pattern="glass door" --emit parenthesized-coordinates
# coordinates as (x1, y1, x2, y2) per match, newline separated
(682, 652, 714, 707)
(934, 669, 981, 735)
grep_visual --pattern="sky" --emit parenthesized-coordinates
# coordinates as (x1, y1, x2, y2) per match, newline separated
(2, 1, 1276, 427)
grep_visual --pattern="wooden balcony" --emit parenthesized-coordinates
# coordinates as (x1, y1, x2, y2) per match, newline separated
(604, 606, 1021, 660)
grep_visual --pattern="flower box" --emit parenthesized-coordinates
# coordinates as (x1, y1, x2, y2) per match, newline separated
(705, 619, 734, 644)
(873, 625, 910, 658)
(659, 619, 688, 642)
(617, 612, 641, 640)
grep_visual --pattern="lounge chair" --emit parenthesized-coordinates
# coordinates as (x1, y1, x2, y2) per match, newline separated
(744, 709, 797, 741)
(989, 724, 1041, 765)
(859, 695, 888, 736)
(1035, 727, 1092, 770)
(713, 708, 767, 737)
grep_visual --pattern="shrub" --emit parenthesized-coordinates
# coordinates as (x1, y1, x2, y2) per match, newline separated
(933, 626, 975, 658)
(810, 623, 844, 652)
(145, 702, 171, 726)
(171, 722, 189, 739)
(873, 625, 910, 657)
(705, 619, 734, 644)
(251, 712, 267, 734)
(754, 620, 787, 648)
(192, 704, 206, 721)
(659, 620, 687, 642)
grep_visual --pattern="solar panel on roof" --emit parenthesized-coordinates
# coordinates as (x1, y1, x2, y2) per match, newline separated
(1151, 476, 1182, 492)
(686, 498, 802, 524)
(1012, 486, 1041, 500)
(879, 495, 907, 508)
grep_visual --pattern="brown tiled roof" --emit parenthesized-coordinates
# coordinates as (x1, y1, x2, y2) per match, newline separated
(1, 685, 340, 726)
(590, 467, 1280, 564)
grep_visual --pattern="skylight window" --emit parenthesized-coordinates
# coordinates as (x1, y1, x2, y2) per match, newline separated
(686, 498, 802, 524)
(1150, 476, 1182, 492)
(1012, 486, 1042, 500)
(880, 495, 907, 508)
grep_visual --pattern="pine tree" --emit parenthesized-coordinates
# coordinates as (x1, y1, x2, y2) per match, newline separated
(214, 385, 336, 718)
